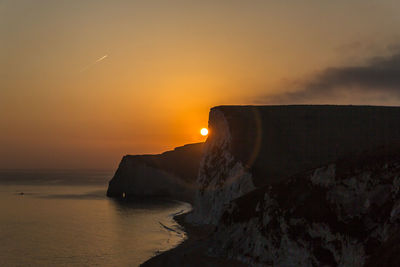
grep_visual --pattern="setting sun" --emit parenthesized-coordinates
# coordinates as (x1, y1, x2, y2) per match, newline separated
(200, 128, 208, 136)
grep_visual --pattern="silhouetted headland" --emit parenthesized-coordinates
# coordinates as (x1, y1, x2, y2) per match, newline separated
(107, 143, 204, 203)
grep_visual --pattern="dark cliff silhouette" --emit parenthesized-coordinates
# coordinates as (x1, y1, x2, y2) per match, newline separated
(107, 143, 204, 203)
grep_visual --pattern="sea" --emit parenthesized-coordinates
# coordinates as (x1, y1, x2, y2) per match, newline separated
(0, 169, 191, 266)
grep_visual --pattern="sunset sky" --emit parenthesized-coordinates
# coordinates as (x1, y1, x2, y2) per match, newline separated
(2, 0, 400, 169)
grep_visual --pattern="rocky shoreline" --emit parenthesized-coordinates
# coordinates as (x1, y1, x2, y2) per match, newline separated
(141, 212, 247, 267)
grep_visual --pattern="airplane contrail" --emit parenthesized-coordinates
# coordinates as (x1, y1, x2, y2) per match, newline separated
(80, 54, 108, 73)
(95, 55, 108, 63)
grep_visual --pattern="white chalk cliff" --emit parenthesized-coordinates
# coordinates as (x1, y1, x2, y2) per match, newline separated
(187, 109, 255, 224)
(187, 105, 400, 266)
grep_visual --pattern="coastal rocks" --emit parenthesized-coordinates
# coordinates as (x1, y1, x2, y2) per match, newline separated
(107, 143, 203, 203)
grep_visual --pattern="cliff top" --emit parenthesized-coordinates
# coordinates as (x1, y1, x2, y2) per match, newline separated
(207, 104, 400, 186)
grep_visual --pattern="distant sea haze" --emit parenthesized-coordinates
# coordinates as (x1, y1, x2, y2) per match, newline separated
(0, 169, 113, 186)
(0, 170, 190, 266)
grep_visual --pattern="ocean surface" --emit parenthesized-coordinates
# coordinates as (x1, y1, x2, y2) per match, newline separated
(0, 170, 191, 266)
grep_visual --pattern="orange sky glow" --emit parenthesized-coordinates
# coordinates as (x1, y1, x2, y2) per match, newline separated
(2, 0, 400, 169)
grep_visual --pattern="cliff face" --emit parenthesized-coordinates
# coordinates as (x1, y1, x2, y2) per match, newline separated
(107, 143, 203, 203)
(189, 105, 400, 225)
(181, 105, 400, 266)
(209, 148, 400, 266)
(187, 109, 256, 224)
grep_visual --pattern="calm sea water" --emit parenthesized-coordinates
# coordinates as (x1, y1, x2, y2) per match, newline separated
(0, 170, 190, 266)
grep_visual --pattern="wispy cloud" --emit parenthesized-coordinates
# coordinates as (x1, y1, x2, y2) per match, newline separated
(262, 51, 400, 105)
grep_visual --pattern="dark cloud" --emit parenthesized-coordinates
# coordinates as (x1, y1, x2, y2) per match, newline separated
(264, 52, 400, 104)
